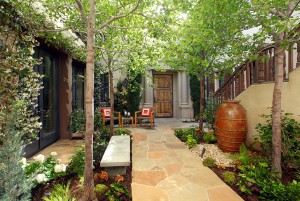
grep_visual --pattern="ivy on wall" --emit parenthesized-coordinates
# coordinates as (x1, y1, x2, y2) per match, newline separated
(0, 3, 43, 199)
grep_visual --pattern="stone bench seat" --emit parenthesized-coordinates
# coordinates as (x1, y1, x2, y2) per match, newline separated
(100, 135, 130, 176)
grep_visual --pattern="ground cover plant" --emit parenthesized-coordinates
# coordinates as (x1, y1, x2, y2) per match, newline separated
(29, 146, 132, 200)
(255, 112, 300, 169)
(23, 126, 133, 200)
(174, 127, 199, 149)
(174, 126, 300, 201)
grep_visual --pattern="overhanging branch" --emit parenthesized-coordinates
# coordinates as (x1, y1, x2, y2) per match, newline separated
(75, 0, 88, 25)
(99, 0, 141, 29)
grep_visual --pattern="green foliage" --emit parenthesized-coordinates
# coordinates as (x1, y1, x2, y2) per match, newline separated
(0, 33, 42, 144)
(94, 107, 103, 132)
(189, 75, 200, 118)
(70, 108, 103, 134)
(283, 180, 300, 200)
(67, 146, 85, 177)
(106, 182, 130, 201)
(174, 128, 199, 142)
(203, 157, 217, 168)
(113, 70, 142, 116)
(94, 184, 108, 199)
(296, 171, 300, 181)
(93, 132, 108, 168)
(100, 127, 111, 142)
(42, 181, 75, 201)
(238, 144, 251, 166)
(186, 134, 197, 149)
(127, 69, 142, 115)
(70, 108, 85, 133)
(114, 128, 131, 136)
(255, 112, 300, 169)
(0, 101, 32, 200)
(203, 132, 217, 144)
(238, 162, 300, 200)
(203, 93, 220, 129)
(222, 171, 236, 185)
(24, 154, 66, 188)
(114, 80, 128, 113)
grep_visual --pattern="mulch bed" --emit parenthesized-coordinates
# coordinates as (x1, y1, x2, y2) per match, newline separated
(31, 165, 132, 201)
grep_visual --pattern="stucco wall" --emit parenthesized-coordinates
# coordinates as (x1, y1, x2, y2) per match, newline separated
(236, 67, 300, 147)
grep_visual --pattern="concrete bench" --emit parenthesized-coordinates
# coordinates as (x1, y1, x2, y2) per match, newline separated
(100, 135, 131, 176)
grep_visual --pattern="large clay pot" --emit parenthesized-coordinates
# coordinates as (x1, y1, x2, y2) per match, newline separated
(215, 100, 247, 153)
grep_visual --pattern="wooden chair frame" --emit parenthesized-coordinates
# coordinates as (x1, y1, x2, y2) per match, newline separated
(134, 108, 155, 128)
(101, 108, 121, 127)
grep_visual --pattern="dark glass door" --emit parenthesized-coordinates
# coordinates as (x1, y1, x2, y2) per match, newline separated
(25, 48, 59, 157)
(39, 50, 59, 148)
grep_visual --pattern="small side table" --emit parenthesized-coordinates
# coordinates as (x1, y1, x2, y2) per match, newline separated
(121, 117, 134, 127)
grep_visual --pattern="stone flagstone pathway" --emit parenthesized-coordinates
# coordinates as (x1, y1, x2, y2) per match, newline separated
(131, 121, 243, 201)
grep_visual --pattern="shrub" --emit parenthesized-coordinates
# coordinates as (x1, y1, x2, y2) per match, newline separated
(222, 171, 236, 185)
(127, 69, 142, 115)
(67, 146, 85, 177)
(203, 132, 217, 144)
(237, 144, 251, 166)
(93, 140, 108, 168)
(203, 157, 217, 168)
(94, 184, 108, 200)
(70, 108, 85, 133)
(70, 108, 103, 134)
(99, 127, 110, 142)
(174, 128, 185, 141)
(94, 107, 103, 132)
(283, 181, 300, 200)
(186, 134, 197, 149)
(238, 162, 300, 200)
(203, 93, 220, 129)
(42, 181, 75, 201)
(255, 112, 300, 169)
(24, 153, 67, 188)
(174, 127, 198, 142)
(238, 162, 282, 197)
(114, 128, 131, 136)
(0, 101, 33, 200)
(106, 182, 130, 201)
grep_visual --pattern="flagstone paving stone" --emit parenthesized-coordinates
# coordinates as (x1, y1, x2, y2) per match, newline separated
(131, 118, 243, 201)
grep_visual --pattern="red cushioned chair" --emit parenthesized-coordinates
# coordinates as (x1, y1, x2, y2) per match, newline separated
(101, 108, 121, 127)
(134, 107, 155, 128)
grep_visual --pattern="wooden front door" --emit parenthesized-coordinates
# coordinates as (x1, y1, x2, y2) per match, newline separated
(153, 74, 173, 117)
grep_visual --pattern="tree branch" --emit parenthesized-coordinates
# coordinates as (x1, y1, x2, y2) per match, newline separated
(99, 0, 141, 29)
(107, 25, 147, 29)
(75, 0, 88, 25)
(269, 8, 286, 19)
(286, 1, 300, 17)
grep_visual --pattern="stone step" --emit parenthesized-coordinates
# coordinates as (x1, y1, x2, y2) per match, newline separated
(100, 135, 131, 176)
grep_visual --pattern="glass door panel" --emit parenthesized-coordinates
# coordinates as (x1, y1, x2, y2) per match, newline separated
(41, 55, 55, 134)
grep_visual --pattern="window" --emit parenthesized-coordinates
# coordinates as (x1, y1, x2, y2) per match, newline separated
(94, 72, 109, 107)
(100, 73, 109, 102)
(72, 61, 85, 110)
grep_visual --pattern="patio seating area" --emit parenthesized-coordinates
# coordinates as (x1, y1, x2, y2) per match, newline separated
(30, 118, 242, 201)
